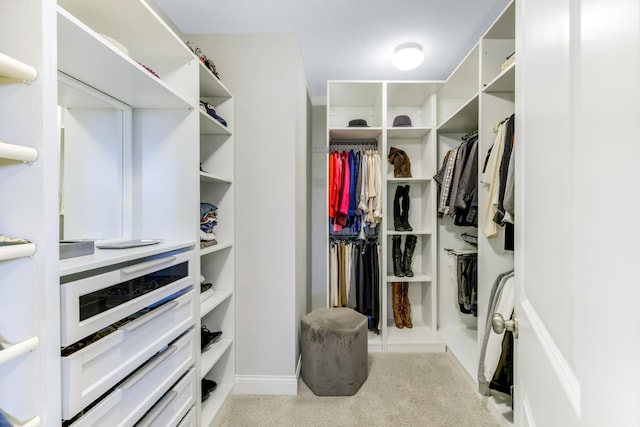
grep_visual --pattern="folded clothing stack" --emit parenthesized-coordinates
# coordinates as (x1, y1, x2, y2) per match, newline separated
(200, 202, 218, 248)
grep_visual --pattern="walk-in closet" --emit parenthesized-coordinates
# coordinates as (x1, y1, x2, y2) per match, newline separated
(2, 0, 640, 425)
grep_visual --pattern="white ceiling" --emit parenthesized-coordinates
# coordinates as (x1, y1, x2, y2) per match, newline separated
(153, 0, 511, 103)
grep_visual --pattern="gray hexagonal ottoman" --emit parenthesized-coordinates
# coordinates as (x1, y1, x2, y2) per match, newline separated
(300, 307, 368, 396)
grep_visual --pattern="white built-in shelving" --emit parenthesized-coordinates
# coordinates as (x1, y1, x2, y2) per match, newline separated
(436, 1, 516, 425)
(0, 1, 56, 425)
(194, 45, 236, 427)
(326, 80, 445, 353)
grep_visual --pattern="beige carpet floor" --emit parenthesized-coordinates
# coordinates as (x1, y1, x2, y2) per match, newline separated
(217, 352, 500, 427)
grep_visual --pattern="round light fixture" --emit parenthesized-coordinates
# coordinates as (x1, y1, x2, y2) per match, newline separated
(393, 42, 424, 71)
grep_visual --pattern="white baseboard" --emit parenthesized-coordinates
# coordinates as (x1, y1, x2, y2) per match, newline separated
(234, 356, 302, 395)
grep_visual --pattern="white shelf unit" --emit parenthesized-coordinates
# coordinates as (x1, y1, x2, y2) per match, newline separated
(436, 2, 515, 424)
(56, 0, 199, 422)
(0, 1, 58, 426)
(4, 0, 204, 425)
(326, 80, 446, 353)
(197, 59, 235, 426)
(327, 81, 384, 352)
(384, 81, 444, 353)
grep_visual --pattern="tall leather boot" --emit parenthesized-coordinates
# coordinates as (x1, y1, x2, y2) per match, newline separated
(401, 282, 413, 328)
(393, 186, 403, 231)
(403, 234, 417, 277)
(392, 282, 404, 328)
(400, 185, 413, 231)
(392, 235, 404, 277)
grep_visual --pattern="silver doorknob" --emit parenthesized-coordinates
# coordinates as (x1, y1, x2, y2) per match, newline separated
(492, 312, 518, 339)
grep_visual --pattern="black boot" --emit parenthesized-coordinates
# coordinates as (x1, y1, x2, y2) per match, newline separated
(393, 186, 403, 231)
(401, 185, 413, 231)
(403, 234, 417, 277)
(392, 235, 404, 277)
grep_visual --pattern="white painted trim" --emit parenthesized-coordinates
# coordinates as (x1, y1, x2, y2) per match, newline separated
(234, 373, 298, 396)
(521, 299, 581, 416)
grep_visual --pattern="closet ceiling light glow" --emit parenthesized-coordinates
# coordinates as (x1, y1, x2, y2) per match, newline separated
(392, 43, 424, 71)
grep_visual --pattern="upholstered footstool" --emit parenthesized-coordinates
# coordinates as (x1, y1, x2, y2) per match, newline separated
(300, 307, 368, 396)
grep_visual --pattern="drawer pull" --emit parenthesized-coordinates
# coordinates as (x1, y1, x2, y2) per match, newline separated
(121, 301, 180, 332)
(120, 345, 177, 390)
(135, 390, 178, 427)
(120, 256, 177, 275)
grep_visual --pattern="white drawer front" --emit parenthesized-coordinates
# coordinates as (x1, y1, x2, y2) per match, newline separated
(135, 369, 196, 427)
(61, 290, 196, 419)
(176, 406, 196, 427)
(61, 250, 193, 346)
(69, 328, 196, 427)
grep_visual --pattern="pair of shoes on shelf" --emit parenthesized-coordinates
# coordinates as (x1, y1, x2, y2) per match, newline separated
(201, 378, 218, 403)
(201, 282, 213, 293)
(201, 326, 222, 351)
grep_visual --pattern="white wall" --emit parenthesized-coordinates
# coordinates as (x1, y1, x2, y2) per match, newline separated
(188, 33, 309, 393)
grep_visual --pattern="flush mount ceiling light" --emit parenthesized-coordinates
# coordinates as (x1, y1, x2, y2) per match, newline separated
(393, 42, 424, 71)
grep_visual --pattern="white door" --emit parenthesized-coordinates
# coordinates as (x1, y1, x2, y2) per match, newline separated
(514, 0, 640, 426)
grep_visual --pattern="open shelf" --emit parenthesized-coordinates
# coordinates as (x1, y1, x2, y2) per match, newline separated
(387, 127, 432, 139)
(483, 63, 515, 93)
(199, 241, 233, 257)
(329, 128, 382, 142)
(386, 229, 432, 236)
(198, 62, 232, 99)
(200, 112, 231, 136)
(200, 339, 233, 378)
(438, 95, 479, 132)
(201, 290, 233, 318)
(385, 323, 445, 352)
(57, 6, 191, 109)
(386, 274, 432, 283)
(201, 383, 233, 426)
(200, 172, 232, 185)
(387, 177, 431, 184)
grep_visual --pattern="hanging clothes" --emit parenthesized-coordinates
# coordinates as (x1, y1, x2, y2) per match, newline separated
(481, 114, 516, 250)
(329, 238, 381, 335)
(434, 134, 478, 226)
(446, 249, 478, 316)
(328, 148, 381, 237)
(478, 270, 515, 396)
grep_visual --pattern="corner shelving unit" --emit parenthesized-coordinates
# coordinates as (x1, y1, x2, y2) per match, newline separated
(436, 2, 516, 425)
(196, 58, 235, 426)
(326, 80, 445, 353)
